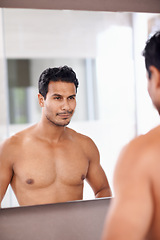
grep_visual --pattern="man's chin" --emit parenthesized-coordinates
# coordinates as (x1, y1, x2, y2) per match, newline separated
(56, 120, 71, 127)
(46, 115, 71, 127)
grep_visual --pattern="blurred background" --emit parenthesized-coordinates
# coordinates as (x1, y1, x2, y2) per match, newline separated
(0, 8, 160, 207)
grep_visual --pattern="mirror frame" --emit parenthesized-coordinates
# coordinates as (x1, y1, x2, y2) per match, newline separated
(0, 0, 160, 13)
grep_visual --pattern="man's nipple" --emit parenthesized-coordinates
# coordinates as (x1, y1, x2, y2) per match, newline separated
(26, 178, 34, 184)
(81, 174, 85, 181)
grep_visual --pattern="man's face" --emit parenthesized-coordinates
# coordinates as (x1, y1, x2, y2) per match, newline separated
(42, 81, 77, 127)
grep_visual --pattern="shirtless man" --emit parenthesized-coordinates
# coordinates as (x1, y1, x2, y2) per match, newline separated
(101, 31, 160, 240)
(0, 66, 111, 207)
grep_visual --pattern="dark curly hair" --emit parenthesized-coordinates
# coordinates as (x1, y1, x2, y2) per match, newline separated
(142, 31, 160, 79)
(38, 66, 79, 99)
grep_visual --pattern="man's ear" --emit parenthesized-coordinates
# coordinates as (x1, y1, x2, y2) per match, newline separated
(149, 66, 160, 88)
(38, 93, 44, 107)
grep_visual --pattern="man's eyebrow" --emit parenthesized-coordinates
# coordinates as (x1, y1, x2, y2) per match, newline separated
(68, 94, 76, 98)
(51, 94, 62, 97)
(51, 94, 76, 97)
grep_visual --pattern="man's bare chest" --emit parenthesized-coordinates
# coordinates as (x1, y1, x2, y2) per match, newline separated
(12, 143, 89, 188)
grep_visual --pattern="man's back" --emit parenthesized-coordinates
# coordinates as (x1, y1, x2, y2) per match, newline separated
(144, 126, 160, 239)
(102, 125, 160, 240)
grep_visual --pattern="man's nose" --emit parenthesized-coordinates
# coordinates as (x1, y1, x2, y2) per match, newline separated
(61, 99, 70, 110)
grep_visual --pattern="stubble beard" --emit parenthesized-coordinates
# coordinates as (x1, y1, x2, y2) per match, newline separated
(45, 113, 73, 127)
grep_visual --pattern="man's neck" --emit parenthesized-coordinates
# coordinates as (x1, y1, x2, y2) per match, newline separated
(35, 120, 67, 144)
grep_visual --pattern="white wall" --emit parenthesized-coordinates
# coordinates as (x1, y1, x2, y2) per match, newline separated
(133, 13, 160, 135)
(0, 9, 9, 141)
(3, 9, 131, 59)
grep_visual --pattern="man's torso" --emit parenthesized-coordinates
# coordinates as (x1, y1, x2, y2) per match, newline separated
(9, 126, 90, 206)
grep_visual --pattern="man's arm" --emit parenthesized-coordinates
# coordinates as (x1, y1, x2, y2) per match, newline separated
(84, 137, 112, 198)
(0, 140, 14, 207)
(101, 138, 153, 240)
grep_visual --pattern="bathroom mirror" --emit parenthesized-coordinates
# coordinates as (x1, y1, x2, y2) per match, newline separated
(0, 1, 160, 208)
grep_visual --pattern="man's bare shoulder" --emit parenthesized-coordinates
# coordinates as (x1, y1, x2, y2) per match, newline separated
(115, 125, 160, 180)
(0, 135, 19, 165)
(0, 124, 37, 154)
(67, 127, 99, 158)
(125, 125, 160, 158)
(67, 127, 96, 146)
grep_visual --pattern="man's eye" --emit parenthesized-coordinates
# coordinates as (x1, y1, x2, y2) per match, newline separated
(54, 97, 61, 100)
(69, 96, 75, 100)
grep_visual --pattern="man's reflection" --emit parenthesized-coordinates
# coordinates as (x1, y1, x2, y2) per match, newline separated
(0, 66, 111, 207)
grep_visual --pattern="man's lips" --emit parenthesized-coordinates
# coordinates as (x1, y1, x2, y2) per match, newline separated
(58, 114, 70, 118)
(56, 112, 73, 118)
